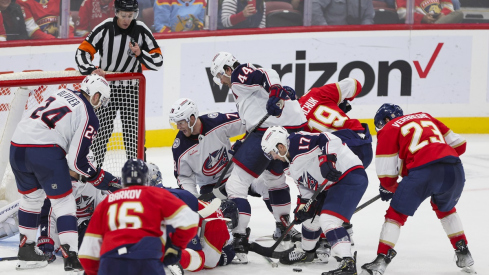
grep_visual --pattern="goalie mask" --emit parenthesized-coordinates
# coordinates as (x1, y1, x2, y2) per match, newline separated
(121, 159, 148, 187)
(80, 75, 111, 108)
(261, 126, 290, 163)
(147, 162, 162, 186)
(374, 103, 403, 132)
(169, 98, 199, 135)
(210, 52, 237, 87)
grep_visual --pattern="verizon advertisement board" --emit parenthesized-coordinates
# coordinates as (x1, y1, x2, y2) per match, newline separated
(0, 29, 488, 132)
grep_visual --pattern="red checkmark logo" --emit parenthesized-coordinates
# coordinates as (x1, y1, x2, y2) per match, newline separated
(413, 43, 444, 78)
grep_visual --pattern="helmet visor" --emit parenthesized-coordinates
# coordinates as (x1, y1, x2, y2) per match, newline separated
(116, 10, 139, 20)
(213, 72, 223, 86)
(169, 119, 188, 131)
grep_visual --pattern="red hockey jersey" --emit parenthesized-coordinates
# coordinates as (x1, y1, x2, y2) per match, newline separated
(18, 0, 74, 39)
(76, 0, 115, 37)
(396, 0, 455, 24)
(299, 78, 364, 133)
(376, 112, 466, 192)
(78, 185, 199, 275)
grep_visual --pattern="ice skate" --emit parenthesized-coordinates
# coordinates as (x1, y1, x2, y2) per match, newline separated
(315, 238, 331, 263)
(59, 244, 83, 272)
(322, 251, 357, 275)
(232, 228, 250, 264)
(455, 240, 477, 274)
(279, 248, 315, 265)
(16, 234, 48, 270)
(360, 249, 397, 275)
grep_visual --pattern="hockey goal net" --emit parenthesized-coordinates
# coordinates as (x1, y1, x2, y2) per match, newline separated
(0, 71, 146, 204)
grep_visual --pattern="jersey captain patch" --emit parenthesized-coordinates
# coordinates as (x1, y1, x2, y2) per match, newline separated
(202, 147, 229, 177)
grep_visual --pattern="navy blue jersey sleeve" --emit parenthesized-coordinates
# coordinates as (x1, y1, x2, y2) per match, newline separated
(68, 92, 99, 177)
(171, 132, 198, 179)
(199, 112, 242, 136)
(288, 132, 330, 159)
(231, 64, 272, 92)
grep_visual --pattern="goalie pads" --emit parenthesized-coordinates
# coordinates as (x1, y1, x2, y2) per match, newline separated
(0, 199, 20, 240)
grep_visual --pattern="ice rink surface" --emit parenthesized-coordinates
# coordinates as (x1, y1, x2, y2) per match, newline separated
(0, 135, 487, 275)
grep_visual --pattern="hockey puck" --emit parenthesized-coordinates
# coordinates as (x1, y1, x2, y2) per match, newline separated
(293, 268, 302, 272)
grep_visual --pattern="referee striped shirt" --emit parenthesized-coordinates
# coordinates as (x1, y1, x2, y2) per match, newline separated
(75, 17, 163, 75)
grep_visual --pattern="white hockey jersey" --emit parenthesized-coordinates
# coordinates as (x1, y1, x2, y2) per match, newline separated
(46, 178, 107, 248)
(172, 112, 246, 196)
(230, 63, 306, 131)
(11, 89, 99, 178)
(284, 131, 363, 199)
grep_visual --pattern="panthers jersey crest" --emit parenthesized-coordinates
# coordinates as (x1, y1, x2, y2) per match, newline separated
(202, 147, 229, 177)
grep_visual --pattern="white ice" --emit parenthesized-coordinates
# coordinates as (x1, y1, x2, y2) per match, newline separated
(1, 135, 488, 275)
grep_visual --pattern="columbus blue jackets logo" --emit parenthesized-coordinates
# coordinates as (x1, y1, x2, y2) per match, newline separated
(76, 195, 95, 218)
(202, 147, 229, 177)
(207, 113, 219, 118)
(298, 172, 319, 190)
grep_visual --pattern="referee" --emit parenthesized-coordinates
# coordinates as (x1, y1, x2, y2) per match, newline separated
(75, 0, 162, 166)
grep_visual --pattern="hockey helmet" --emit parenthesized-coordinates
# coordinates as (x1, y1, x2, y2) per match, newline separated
(210, 52, 237, 86)
(115, 0, 139, 18)
(219, 199, 239, 229)
(146, 162, 162, 187)
(169, 98, 199, 133)
(374, 103, 403, 132)
(80, 75, 111, 108)
(261, 126, 290, 161)
(121, 159, 148, 187)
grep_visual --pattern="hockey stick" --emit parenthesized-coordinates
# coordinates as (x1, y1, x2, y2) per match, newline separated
(264, 255, 279, 268)
(0, 256, 18, 261)
(198, 113, 272, 202)
(249, 181, 330, 259)
(354, 194, 381, 214)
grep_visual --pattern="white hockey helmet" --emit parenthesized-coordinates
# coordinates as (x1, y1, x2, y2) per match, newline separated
(80, 75, 111, 108)
(210, 52, 237, 86)
(169, 98, 199, 133)
(146, 162, 162, 186)
(261, 126, 290, 162)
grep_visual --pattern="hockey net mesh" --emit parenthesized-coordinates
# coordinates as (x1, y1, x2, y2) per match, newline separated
(0, 71, 144, 204)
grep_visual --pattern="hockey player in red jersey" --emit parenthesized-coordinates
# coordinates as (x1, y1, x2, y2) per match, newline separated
(360, 103, 476, 275)
(298, 77, 373, 168)
(78, 159, 199, 275)
(18, 0, 74, 39)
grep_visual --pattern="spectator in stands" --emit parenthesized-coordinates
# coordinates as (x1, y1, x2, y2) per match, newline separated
(18, 0, 75, 39)
(312, 0, 374, 25)
(0, 14, 5, 41)
(154, 0, 205, 32)
(137, 0, 154, 29)
(75, 0, 115, 37)
(377, 0, 395, 9)
(219, 0, 266, 29)
(0, 0, 29, 40)
(396, 0, 463, 24)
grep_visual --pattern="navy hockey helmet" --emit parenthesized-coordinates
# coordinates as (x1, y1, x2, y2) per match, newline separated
(219, 199, 239, 229)
(115, 0, 139, 17)
(374, 103, 403, 132)
(121, 159, 148, 187)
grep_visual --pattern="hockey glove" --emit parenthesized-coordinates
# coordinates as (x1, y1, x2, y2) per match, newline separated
(379, 185, 394, 201)
(163, 238, 182, 266)
(318, 154, 342, 182)
(86, 168, 122, 192)
(338, 100, 352, 114)
(218, 244, 236, 266)
(228, 139, 243, 156)
(293, 196, 318, 224)
(283, 86, 297, 100)
(266, 84, 288, 117)
(37, 236, 56, 263)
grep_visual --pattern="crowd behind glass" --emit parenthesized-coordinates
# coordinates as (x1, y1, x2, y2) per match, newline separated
(0, 0, 488, 41)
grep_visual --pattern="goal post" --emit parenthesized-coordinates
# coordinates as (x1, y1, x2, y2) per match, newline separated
(0, 71, 146, 203)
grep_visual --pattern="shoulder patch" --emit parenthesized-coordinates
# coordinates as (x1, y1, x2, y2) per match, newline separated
(207, 112, 219, 119)
(173, 138, 180, 149)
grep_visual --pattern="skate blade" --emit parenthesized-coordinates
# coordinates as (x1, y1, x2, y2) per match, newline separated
(16, 260, 48, 270)
(231, 253, 249, 264)
(462, 266, 477, 274)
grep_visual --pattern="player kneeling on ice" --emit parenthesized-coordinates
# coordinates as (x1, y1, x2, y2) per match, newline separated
(261, 127, 368, 275)
(10, 74, 119, 272)
(359, 104, 476, 275)
(147, 163, 238, 272)
(78, 159, 199, 275)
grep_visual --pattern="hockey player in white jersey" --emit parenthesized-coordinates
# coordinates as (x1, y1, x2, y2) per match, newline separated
(169, 97, 246, 196)
(210, 52, 307, 262)
(37, 169, 108, 263)
(9, 75, 120, 271)
(261, 127, 368, 275)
